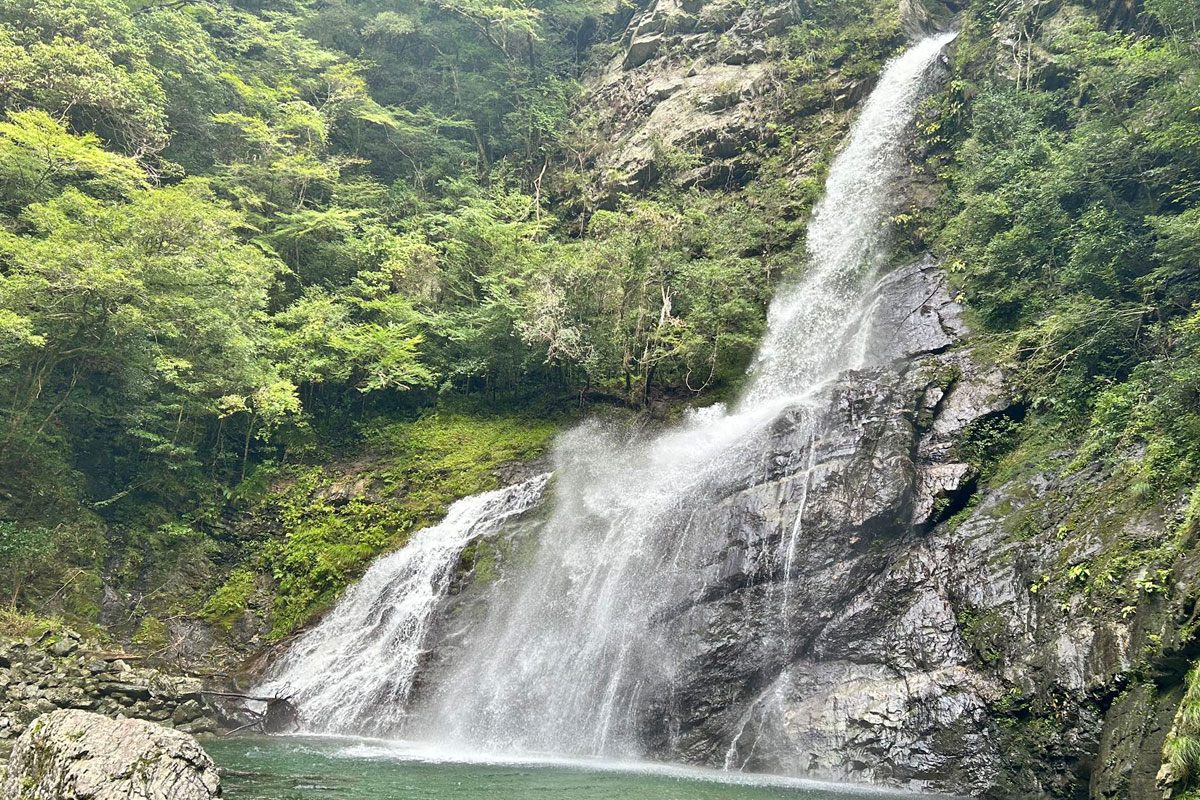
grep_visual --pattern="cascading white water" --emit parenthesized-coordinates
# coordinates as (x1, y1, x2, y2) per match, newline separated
(743, 32, 956, 403)
(419, 32, 956, 755)
(259, 31, 956, 761)
(257, 474, 549, 734)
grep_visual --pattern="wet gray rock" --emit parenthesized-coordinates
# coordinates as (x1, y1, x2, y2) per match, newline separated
(417, 258, 1179, 797)
(608, 261, 1160, 798)
(859, 255, 967, 363)
(643, 336, 1010, 792)
(422, 261, 1029, 795)
(0, 709, 220, 800)
(619, 249, 1177, 798)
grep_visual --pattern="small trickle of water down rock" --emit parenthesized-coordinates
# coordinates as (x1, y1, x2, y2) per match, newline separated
(260, 30, 957, 769)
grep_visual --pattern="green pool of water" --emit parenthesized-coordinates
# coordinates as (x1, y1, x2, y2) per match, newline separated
(206, 735, 906, 800)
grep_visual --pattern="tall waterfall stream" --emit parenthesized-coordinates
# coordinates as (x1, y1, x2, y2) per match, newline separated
(259, 31, 957, 775)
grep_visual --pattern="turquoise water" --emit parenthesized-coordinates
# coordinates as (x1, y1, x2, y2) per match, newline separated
(206, 736, 906, 800)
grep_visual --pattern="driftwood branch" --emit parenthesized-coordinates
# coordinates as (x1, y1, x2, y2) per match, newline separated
(200, 690, 283, 703)
(222, 719, 264, 737)
(79, 651, 145, 661)
(204, 689, 301, 735)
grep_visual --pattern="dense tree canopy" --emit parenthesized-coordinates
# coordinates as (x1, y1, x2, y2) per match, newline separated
(926, 0, 1200, 488)
(0, 0, 776, 517)
(2, 0, 1200, 684)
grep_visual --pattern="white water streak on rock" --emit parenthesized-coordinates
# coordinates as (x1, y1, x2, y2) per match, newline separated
(420, 33, 957, 757)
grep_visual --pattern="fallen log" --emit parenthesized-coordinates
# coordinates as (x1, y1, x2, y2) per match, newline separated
(200, 690, 281, 703)
(79, 652, 146, 661)
(202, 690, 300, 735)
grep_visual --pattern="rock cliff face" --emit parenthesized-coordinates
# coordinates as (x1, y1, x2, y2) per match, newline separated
(579, 0, 962, 201)
(428, 254, 1189, 799)
(422, 258, 1010, 791)
(583, 0, 791, 195)
(527, 4, 1192, 796)
(630, 259, 1188, 800)
(0, 710, 220, 800)
(628, 258, 1018, 795)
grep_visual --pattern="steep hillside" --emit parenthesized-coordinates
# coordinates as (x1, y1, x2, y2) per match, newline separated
(390, 3, 1200, 796)
(1, 0, 1200, 797)
(0, 0, 908, 661)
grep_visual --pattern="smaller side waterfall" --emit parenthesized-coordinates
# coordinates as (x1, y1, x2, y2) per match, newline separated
(257, 474, 550, 735)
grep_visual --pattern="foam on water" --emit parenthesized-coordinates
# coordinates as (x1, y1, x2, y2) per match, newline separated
(266, 734, 938, 797)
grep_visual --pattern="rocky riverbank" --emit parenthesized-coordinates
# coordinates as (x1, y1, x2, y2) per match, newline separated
(0, 628, 221, 749)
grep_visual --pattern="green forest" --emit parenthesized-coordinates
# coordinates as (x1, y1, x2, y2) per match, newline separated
(2, 0, 1200, 795)
(1, 0, 1199, 724)
(1, 0, 1198, 632)
(0, 0, 840, 634)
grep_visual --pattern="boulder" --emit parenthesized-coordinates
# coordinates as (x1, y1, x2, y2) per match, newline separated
(0, 710, 220, 800)
(623, 34, 661, 70)
(857, 255, 967, 363)
(97, 680, 153, 701)
(48, 636, 79, 659)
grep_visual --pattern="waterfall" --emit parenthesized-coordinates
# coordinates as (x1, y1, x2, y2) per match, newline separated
(257, 474, 549, 734)
(743, 31, 956, 403)
(259, 31, 956, 763)
(418, 33, 956, 756)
